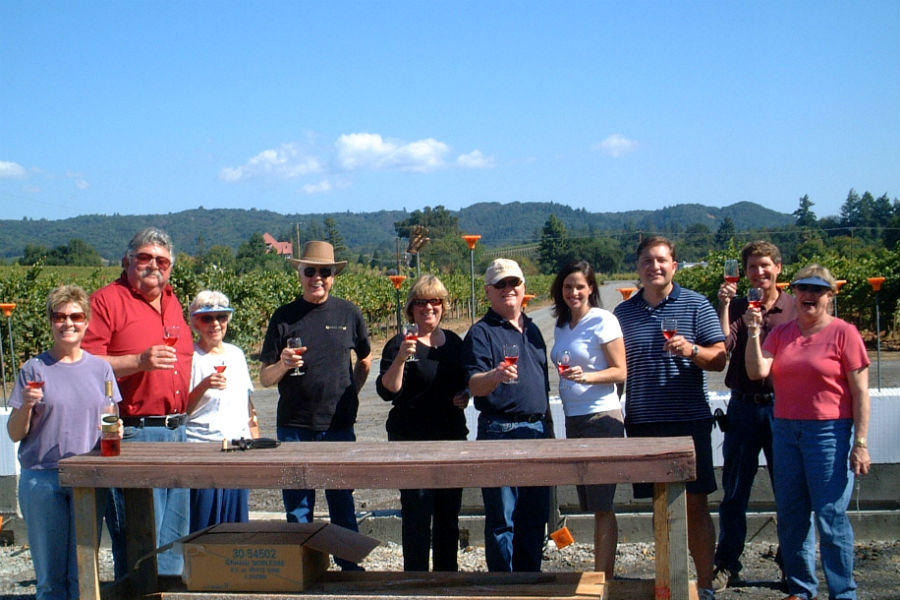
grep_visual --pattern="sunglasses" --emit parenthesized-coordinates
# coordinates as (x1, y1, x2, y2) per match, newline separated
(792, 284, 830, 294)
(412, 298, 443, 307)
(491, 278, 522, 290)
(303, 267, 334, 278)
(51, 312, 87, 324)
(198, 314, 229, 324)
(133, 252, 172, 270)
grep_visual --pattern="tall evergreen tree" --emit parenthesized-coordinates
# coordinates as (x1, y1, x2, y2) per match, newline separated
(793, 195, 818, 228)
(539, 215, 569, 273)
(325, 217, 348, 261)
(714, 217, 736, 249)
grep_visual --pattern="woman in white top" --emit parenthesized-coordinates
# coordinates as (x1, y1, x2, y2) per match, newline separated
(550, 260, 627, 578)
(186, 290, 255, 531)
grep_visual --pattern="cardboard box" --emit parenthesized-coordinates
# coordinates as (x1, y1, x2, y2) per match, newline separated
(180, 521, 379, 592)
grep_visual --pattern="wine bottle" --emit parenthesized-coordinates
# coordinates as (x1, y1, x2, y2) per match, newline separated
(100, 380, 120, 457)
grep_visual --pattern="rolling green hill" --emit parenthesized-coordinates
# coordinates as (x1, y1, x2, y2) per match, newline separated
(0, 201, 794, 261)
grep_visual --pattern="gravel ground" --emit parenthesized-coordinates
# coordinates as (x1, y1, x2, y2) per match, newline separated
(2, 540, 899, 599)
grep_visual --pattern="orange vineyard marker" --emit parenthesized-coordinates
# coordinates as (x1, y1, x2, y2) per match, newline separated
(549, 526, 574, 549)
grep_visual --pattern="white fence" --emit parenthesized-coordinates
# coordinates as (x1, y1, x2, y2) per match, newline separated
(465, 389, 900, 466)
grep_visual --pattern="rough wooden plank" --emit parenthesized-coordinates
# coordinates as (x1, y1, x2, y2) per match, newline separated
(154, 571, 611, 598)
(73, 487, 101, 600)
(653, 483, 689, 600)
(60, 439, 696, 491)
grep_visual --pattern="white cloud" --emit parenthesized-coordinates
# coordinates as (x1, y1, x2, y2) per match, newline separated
(66, 171, 90, 190)
(219, 144, 324, 182)
(593, 134, 639, 158)
(336, 133, 449, 173)
(222, 133, 486, 194)
(0, 161, 27, 178)
(303, 180, 332, 194)
(457, 150, 495, 169)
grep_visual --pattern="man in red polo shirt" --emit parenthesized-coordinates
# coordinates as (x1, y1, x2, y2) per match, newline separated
(82, 227, 192, 576)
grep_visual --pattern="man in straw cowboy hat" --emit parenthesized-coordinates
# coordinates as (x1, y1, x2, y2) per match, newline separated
(260, 241, 372, 570)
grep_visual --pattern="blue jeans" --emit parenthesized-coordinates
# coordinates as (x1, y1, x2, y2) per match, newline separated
(477, 415, 551, 572)
(109, 424, 189, 576)
(277, 426, 361, 570)
(19, 469, 104, 600)
(773, 418, 857, 600)
(715, 392, 776, 573)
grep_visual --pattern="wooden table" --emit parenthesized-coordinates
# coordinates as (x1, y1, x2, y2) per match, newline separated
(59, 438, 696, 600)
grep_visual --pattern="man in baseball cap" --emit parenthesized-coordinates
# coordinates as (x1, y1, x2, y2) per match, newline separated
(463, 258, 551, 572)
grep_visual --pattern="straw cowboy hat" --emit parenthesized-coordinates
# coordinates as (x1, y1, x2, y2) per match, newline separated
(288, 241, 347, 275)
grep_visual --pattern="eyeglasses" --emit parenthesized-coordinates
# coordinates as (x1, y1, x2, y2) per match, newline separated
(51, 312, 87, 324)
(133, 252, 172, 270)
(198, 314, 229, 324)
(413, 298, 443, 307)
(792, 284, 830, 294)
(491, 278, 522, 290)
(303, 267, 334, 278)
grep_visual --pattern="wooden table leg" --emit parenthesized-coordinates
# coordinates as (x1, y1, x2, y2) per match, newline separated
(654, 482, 690, 600)
(124, 488, 159, 596)
(73, 487, 101, 600)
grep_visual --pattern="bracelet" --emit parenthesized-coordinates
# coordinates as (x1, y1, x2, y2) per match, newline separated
(748, 332, 760, 339)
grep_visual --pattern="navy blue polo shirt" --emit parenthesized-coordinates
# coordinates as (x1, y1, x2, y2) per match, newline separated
(613, 283, 724, 424)
(463, 308, 550, 416)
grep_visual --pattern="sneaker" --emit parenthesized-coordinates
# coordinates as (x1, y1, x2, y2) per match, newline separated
(711, 566, 741, 592)
(699, 588, 716, 600)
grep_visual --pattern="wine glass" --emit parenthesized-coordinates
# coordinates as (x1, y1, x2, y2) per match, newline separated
(163, 325, 180, 347)
(747, 287, 764, 310)
(214, 361, 227, 374)
(403, 323, 419, 362)
(557, 349, 571, 391)
(724, 259, 740, 284)
(26, 358, 44, 391)
(502, 343, 519, 384)
(661, 317, 678, 356)
(557, 350, 571, 376)
(287, 336, 305, 376)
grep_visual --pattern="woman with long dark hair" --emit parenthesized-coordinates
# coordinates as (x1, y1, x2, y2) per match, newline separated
(550, 260, 627, 578)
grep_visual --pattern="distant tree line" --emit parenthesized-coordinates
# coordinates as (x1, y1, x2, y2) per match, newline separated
(7, 190, 897, 279)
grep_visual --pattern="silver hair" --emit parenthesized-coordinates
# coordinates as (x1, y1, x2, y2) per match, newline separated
(126, 227, 174, 263)
(189, 290, 232, 314)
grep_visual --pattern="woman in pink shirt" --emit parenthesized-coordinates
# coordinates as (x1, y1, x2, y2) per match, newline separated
(745, 264, 870, 600)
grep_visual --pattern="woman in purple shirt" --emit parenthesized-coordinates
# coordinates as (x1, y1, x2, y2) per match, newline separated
(6, 285, 122, 600)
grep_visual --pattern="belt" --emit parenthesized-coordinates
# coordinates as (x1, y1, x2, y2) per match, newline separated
(734, 391, 774, 404)
(488, 413, 545, 423)
(122, 414, 188, 429)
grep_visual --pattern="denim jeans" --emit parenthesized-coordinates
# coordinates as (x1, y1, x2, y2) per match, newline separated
(19, 469, 104, 600)
(773, 418, 857, 600)
(477, 414, 551, 572)
(399, 487, 463, 571)
(715, 391, 776, 573)
(277, 426, 361, 570)
(108, 424, 189, 576)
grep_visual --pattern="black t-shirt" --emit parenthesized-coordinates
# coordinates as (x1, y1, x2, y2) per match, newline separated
(375, 329, 468, 441)
(261, 296, 370, 431)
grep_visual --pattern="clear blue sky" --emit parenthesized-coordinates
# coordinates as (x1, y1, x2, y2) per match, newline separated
(2, 1, 897, 222)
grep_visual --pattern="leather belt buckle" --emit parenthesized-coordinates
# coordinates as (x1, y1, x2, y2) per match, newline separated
(516, 413, 544, 423)
(164, 414, 187, 429)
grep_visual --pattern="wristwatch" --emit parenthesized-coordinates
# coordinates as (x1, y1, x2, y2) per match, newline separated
(691, 344, 700, 358)
(854, 437, 868, 449)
